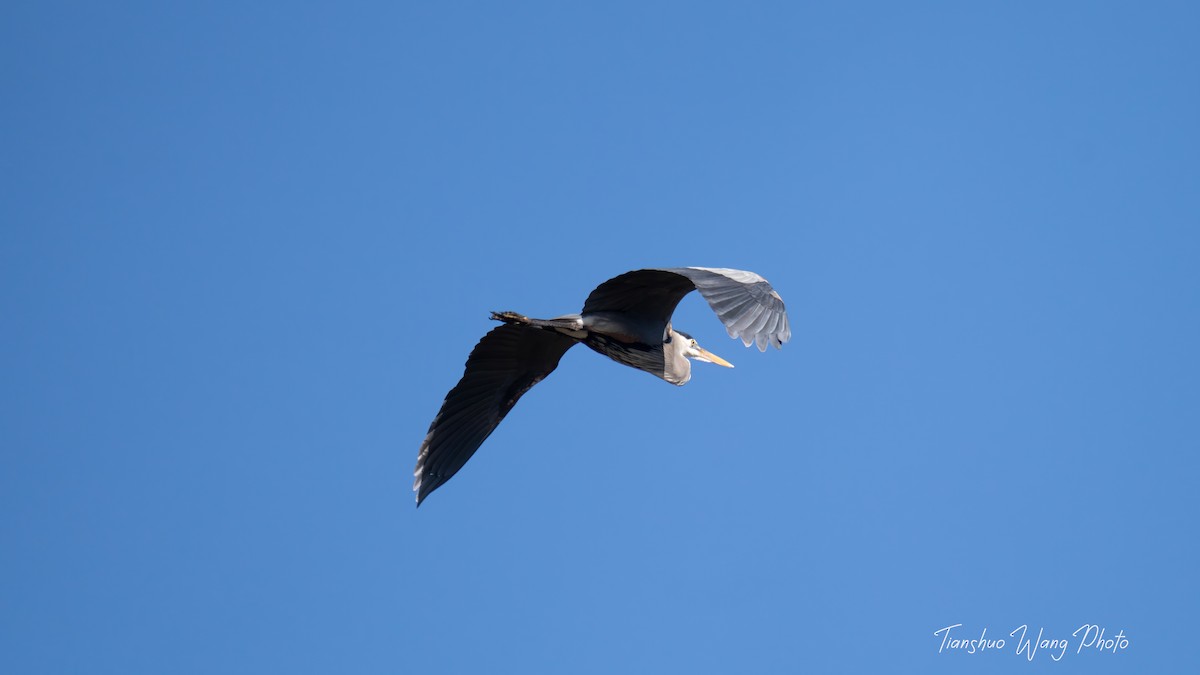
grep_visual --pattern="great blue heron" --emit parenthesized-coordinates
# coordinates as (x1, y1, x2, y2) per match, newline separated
(413, 267, 791, 505)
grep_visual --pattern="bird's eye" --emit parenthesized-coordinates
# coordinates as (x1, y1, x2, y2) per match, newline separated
(691, 340, 698, 347)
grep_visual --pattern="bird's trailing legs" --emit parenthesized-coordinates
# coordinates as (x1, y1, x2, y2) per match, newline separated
(491, 311, 585, 336)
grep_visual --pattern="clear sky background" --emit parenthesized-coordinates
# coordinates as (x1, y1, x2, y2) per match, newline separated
(2, 2, 1197, 673)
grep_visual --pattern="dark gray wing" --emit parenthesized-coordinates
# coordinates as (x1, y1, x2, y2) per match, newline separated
(581, 267, 790, 351)
(413, 324, 576, 506)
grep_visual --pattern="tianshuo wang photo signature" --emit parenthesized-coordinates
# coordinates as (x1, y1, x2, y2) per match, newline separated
(934, 623, 1129, 661)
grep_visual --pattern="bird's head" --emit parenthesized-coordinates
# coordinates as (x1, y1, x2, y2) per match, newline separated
(675, 330, 734, 368)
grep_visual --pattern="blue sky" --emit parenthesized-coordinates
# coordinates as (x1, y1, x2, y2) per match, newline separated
(2, 2, 1197, 673)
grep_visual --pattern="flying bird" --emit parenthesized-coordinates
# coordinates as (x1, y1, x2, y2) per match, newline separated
(413, 267, 791, 505)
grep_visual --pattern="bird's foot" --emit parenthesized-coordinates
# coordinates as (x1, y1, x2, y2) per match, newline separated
(490, 311, 529, 324)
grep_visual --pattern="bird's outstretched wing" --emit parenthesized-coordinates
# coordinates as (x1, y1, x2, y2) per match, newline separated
(413, 324, 576, 505)
(581, 267, 791, 351)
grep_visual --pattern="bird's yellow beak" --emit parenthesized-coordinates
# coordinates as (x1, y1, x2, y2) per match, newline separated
(695, 346, 734, 368)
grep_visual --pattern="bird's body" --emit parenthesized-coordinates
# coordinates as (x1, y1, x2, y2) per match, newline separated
(413, 267, 791, 505)
(489, 311, 706, 385)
